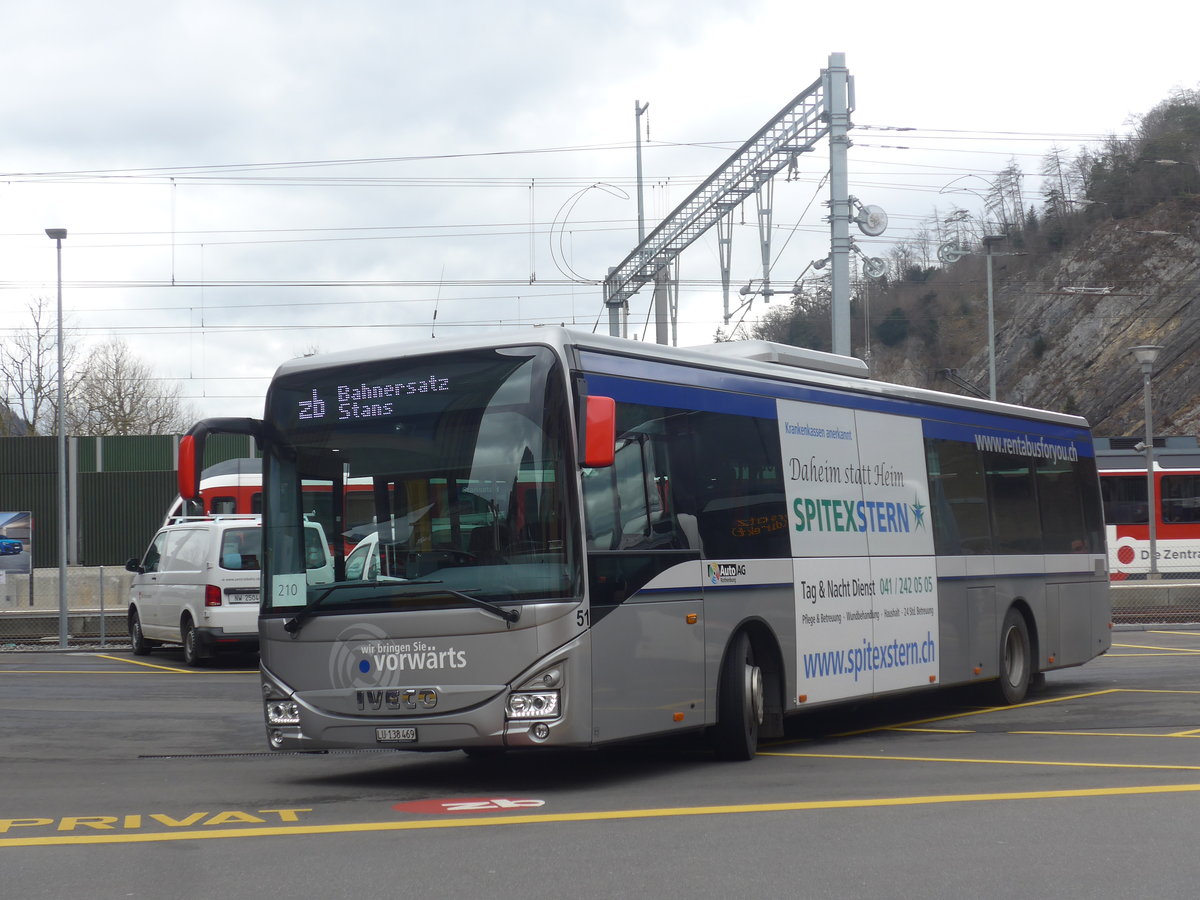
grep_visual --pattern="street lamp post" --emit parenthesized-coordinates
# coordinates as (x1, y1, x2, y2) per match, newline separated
(1130, 344, 1163, 579)
(981, 234, 1007, 401)
(45, 228, 68, 646)
(937, 177, 1012, 402)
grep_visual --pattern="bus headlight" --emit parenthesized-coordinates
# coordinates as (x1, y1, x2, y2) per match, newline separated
(505, 691, 559, 719)
(265, 700, 301, 726)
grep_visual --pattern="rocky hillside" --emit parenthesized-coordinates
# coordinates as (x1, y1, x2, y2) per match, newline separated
(864, 201, 1200, 438)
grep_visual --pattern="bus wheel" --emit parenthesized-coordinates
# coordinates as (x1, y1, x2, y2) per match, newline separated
(992, 608, 1032, 705)
(713, 631, 764, 761)
(129, 609, 152, 656)
(181, 617, 206, 668)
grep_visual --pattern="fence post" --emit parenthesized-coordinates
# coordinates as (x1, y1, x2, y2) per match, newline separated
(99, 565, 106, 647)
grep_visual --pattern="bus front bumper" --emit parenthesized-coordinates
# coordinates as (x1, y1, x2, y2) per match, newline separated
(260, 669, 583, 753)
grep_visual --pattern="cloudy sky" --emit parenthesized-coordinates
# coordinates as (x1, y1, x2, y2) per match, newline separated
(2, 0, 1197, 421)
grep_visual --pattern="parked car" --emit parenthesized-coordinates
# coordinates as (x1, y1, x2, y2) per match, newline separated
(0, 537, 22, 555)
(125, 515, 333, 666)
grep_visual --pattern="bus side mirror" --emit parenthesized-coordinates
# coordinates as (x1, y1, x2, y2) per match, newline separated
(583, 395, 616, 468)
(178, 432, 202, 500)
(178, 417, 267, 500)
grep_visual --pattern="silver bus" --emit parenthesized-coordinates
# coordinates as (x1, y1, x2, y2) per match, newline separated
(177, 328, 1111, 760)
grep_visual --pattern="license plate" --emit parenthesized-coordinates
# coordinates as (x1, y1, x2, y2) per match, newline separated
(376, 727, 418, 743)
(228, 592, 260, 604)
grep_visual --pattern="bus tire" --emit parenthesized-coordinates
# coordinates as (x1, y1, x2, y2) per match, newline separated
(129, 608, 153, 656)
(181, 617, 206, 668)
(992, 607, 1032, 705)
(713, 631, 764, 761)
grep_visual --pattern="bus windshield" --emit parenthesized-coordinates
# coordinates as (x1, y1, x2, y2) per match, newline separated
(260, 345, 578, 613)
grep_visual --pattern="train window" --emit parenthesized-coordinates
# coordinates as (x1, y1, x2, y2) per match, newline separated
(1101, 475, 1148, 524)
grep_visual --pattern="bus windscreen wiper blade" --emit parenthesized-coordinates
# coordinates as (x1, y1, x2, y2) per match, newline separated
(283, 582, 363, 635)
(283, 581, 519, 635)
(282, 581, 439, 634)
(400, 585, 521, 625)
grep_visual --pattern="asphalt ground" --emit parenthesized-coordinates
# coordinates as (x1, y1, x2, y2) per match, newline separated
(1, 628, 1199, 899)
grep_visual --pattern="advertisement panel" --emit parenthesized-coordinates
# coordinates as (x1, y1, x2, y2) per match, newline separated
(777, 401, 939, 703)
(0, 511, 32, 576)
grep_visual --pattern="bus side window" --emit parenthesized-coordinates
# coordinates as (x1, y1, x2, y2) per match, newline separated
(210, 496, 237, 515)
(690, 412, 787, 560)
(584, 404, 695, 553)
(1037, 459, 1091, 553)
(614, 436, 653, 548)
(924, 437, 992, 555)
(983, 454, 1042, 554)
(582, 465, 617, 551)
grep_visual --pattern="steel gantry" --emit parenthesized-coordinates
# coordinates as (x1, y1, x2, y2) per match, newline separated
(603, 52, 855, 354)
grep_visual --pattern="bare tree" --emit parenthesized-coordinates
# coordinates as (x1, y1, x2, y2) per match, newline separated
(0, 296, 80, 435)
(886, 238, 917, 281)
(940, 206, 980, 251)
(1040, 145, 1075, 220)
(64, 339, 196, 435)
(985, 160, 1025, 233)
(748, 276, 832, 351)
(911, 223, 935, 271)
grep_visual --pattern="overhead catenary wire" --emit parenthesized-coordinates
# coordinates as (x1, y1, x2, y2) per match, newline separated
(1, 119, 1151, 416)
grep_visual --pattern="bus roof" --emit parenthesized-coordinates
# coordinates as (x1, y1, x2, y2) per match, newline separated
(270, 326, 1092, 431)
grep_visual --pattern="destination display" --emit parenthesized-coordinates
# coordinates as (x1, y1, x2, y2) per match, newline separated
(295, 374, 453, 423)
(273, 348, 542, 432)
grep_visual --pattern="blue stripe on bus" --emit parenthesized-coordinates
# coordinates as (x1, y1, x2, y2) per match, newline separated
(633, 573, 1087, 592)
(621, 582, 794, 600)
(700, 581, 795, 592)
(584, 372, 777, 418)
(580, 353, 1094, 457)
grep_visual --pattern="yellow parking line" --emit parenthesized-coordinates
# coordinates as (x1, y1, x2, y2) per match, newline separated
(93, 655, 195, 673)
(826, 688, 1200, 738)
(759, 750, 1200, 770)
(0, 656, 255, 674)
(831, 689, 1122, 737)
(0, 670, 183, 675)
(5, 783, 1200, 847)
(1113, 643, 1200, 654)
(1009, 731, 1199, 739)
(887, 727, 975, 734)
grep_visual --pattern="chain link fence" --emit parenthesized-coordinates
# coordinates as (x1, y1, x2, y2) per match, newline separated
(1, 567, 129, 649)
(1110, 580, 1200, 625)
(2, 568, 1198, 650)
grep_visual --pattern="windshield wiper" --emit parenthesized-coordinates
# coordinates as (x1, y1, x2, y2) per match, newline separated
(282, 581, 520, 636)
(399, 585, 522, 625)
(283, 582, 370, 635)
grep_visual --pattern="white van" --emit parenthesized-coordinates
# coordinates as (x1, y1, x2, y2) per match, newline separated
(125, 515, 333, 666)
